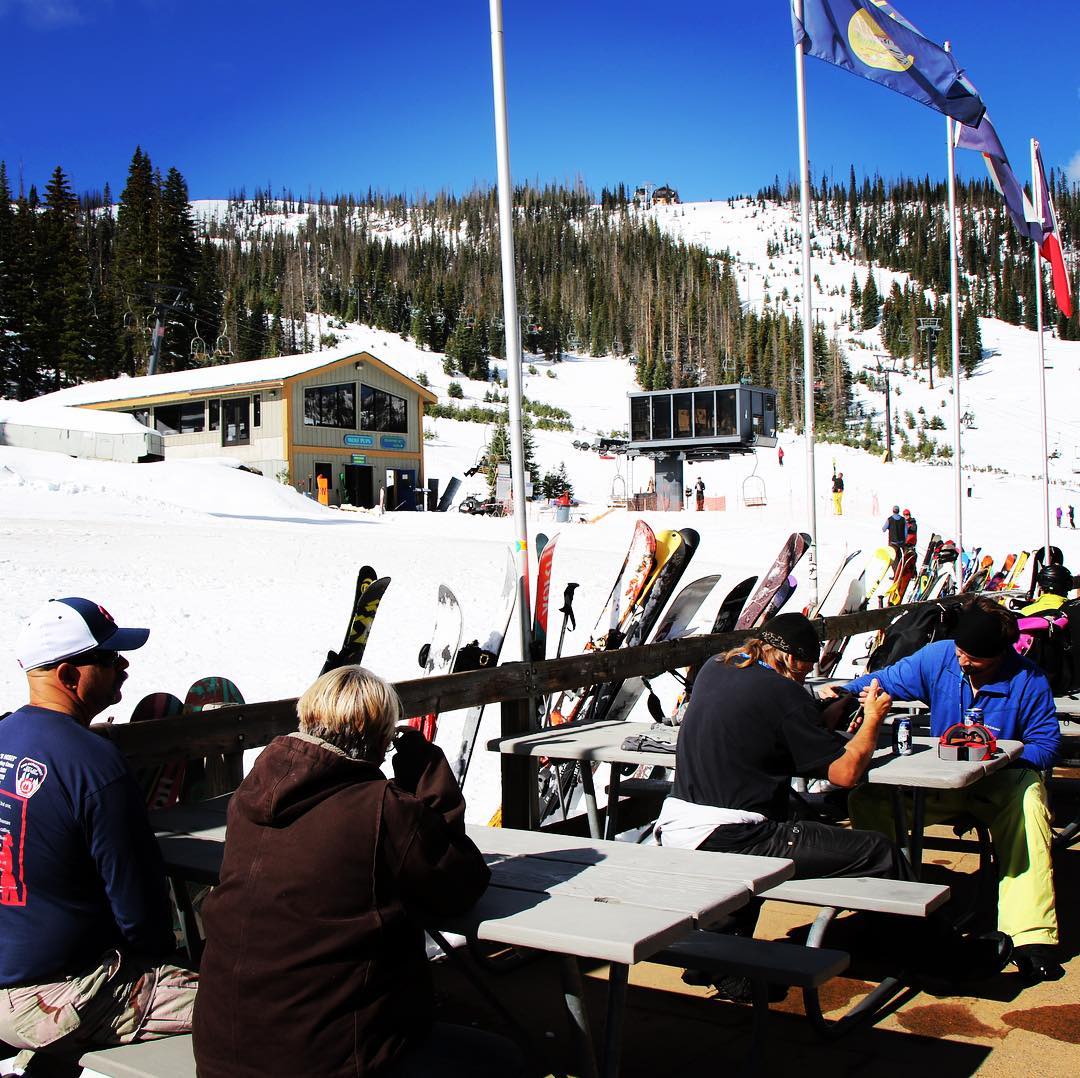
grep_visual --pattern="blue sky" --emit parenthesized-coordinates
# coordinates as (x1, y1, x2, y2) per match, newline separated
(2, 0, 1077, 201)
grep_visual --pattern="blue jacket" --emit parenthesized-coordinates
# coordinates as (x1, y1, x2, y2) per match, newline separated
(0, 706, 174, 986)
(843, 640, 1060, 770)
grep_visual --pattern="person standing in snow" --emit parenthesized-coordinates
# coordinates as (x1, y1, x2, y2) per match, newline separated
(883, 505, 906, 561)
(694, 476, 705, 511)
(903, 508, 918, 555)
(1070, 505, 1076, 529)
(1056, 507, 1063, 528)
(777, 446, 785, 467)
(831, 472, 844, 515)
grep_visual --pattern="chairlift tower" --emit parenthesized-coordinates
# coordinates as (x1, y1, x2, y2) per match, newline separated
(916, 316, 942, 390)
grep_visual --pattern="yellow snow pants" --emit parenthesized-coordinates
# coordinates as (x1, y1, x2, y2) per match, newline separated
(849, 767, 1058, 946)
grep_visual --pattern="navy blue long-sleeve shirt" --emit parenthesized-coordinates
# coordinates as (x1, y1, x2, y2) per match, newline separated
(0, 706, 174, 986)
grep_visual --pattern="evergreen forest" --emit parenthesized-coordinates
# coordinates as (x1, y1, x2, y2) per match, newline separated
(0, 149, 1076, 444)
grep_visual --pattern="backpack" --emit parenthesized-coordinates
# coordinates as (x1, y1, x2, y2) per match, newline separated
(867, 598, 963, 671)
(1017, 598, 1079, 695)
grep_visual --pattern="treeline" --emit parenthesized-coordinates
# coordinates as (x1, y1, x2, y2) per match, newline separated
(0, 149, 853, 434)
(755, 166, 1080, 342)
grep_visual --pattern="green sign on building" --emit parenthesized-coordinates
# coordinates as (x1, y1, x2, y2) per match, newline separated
(350, 454, 367, 464)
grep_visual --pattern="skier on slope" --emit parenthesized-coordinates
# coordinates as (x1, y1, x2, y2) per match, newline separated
(883, 505, 906, 560)
(902, 508, 918, 555)
(831, 472, 844, 515)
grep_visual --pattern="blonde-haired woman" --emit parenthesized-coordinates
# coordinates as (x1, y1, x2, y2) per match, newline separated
(194, 666, 521, 1078)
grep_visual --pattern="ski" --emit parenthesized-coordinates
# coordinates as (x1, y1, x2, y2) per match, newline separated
(548, 522, 656, 724)
(408, 585, 463, 741)
(454, 549, 518, 786)
(321, 566, 391, 674)
(808, 550, 862, 619)
(985, 552, 1017, 592)
(911, 536, 943, 601)
(1002, 550, 1030, 591)
(735, 532, 812, 629)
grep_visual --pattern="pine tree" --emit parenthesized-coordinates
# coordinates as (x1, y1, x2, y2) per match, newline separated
(114, 148, 159, 370)
(849, 272, 861, 321)
(39, 166, 93, 387)
(860, 273, 880, 330)
(157, 167, 200, 370)
(485, 415, 537, 498)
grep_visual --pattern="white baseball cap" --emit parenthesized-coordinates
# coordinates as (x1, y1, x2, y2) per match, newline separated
(15, 597, 149, 671)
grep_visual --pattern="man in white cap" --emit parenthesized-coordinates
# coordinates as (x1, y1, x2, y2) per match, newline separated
(0, 598, 196, 1072)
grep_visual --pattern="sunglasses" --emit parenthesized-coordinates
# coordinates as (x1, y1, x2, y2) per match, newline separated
(69, 649, 122, 668)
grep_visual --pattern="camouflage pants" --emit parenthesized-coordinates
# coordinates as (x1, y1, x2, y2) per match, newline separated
(0, 949, 196, 1066)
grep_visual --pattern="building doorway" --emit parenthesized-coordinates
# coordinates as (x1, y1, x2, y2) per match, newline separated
(389, 468, 417, 511)
(343, 464, 375, 508)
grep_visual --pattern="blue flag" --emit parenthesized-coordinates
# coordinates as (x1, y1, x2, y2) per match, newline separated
(792, 1, 986, 126)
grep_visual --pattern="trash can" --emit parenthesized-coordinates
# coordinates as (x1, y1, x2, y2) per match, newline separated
(555, 504, 570, 523)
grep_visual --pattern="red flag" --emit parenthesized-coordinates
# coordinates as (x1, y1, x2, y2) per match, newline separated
(1033, 142, 1073, 319)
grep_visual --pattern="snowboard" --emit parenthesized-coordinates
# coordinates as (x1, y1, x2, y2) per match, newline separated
(530, 532, 559, 661)
(603, 573, 723, 724)
(817, 547, 893, 676)
(409, 585, 463, 741)
(454, 549, 518, 785)
(886, 548, 918, 606)
(763, 575, 797, 619)
(587, 528, 699, 724)
(181, 677, 245, 801)
(130, 691, 186, 811)
(735, 532, 812, 629)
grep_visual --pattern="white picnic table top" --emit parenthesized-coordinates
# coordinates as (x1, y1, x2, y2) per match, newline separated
(489, 719, 676, 766)
(866, 735, 1024, 789)
(149, 798, 764, 966)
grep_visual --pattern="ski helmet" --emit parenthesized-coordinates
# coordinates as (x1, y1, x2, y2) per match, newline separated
(1036, 563, 1073, 597)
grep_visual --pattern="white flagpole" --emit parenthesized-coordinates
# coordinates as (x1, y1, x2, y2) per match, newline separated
(945, 43, 964, 590)
(793, 0, 819, 609)
(488, 0, 532, 657)
(1030, 138, 1052, 557)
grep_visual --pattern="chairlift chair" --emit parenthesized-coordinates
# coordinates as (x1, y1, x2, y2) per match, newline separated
(213, 327, 234, 360)
(742, 453, 768, 508)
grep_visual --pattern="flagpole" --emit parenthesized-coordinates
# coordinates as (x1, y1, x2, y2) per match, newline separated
(793, 0, 819, 609)
(944, 43, 964, 590)
(488, 0, 532, 658)
(1030, 137, 1052, 557)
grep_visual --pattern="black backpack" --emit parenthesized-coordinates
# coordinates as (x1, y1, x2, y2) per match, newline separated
(867, 598, 964, 672)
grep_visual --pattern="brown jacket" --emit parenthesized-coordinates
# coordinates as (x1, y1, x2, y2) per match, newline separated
(192, 730, 490, 1077)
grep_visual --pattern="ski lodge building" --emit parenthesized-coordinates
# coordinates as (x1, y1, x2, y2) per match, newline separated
(38, 346, 437, 509)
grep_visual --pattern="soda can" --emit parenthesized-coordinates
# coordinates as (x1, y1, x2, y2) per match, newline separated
(964, 706, 983, 728)
(896, 717, 913, 756)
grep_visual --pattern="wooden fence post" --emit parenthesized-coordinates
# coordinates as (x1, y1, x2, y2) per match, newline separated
(500, 697, 536, 829)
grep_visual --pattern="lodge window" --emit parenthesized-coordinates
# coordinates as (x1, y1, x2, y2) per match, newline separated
(751, 391, 765, 435)
(359, 384, 408, 434)
(651, 396, 672, 441)
(253, 393, 261, 428)
(209, 400, 220, 431)
(303, 383, 356, 428)
(153, 401, 205, 435)
(222, 397, 250, 446)
(673, 392, 693, 439)
(716, 390, 737, 436)
(693, 391, 715, 437)
(630, 397, 650, 441)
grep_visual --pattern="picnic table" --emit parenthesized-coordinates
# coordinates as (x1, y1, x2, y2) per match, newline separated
(866, 733, 1023, 876)
(489, 719, 675, 839)
(149, 796, 792, 1078)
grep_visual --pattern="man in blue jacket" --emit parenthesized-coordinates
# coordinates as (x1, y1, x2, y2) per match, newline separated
(833, 597, 1062, 982)
(0, 597, 196, 1069)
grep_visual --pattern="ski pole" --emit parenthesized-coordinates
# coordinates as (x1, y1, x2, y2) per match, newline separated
(544, 583, 579, 724)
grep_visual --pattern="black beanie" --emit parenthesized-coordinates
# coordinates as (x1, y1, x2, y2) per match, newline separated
(953, 606, 1007, 659)
(758, 612, 821, 663)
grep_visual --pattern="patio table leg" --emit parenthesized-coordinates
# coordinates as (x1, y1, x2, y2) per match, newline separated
(604, 766, 624, 841)
(560, 956, 600, 1078)
(601, 963, 628, 1078)
(909, 789, 926, 879)
(580, 765, 603, 840)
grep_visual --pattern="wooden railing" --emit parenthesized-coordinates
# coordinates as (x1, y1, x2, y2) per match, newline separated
(97, 603, 921, 830)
